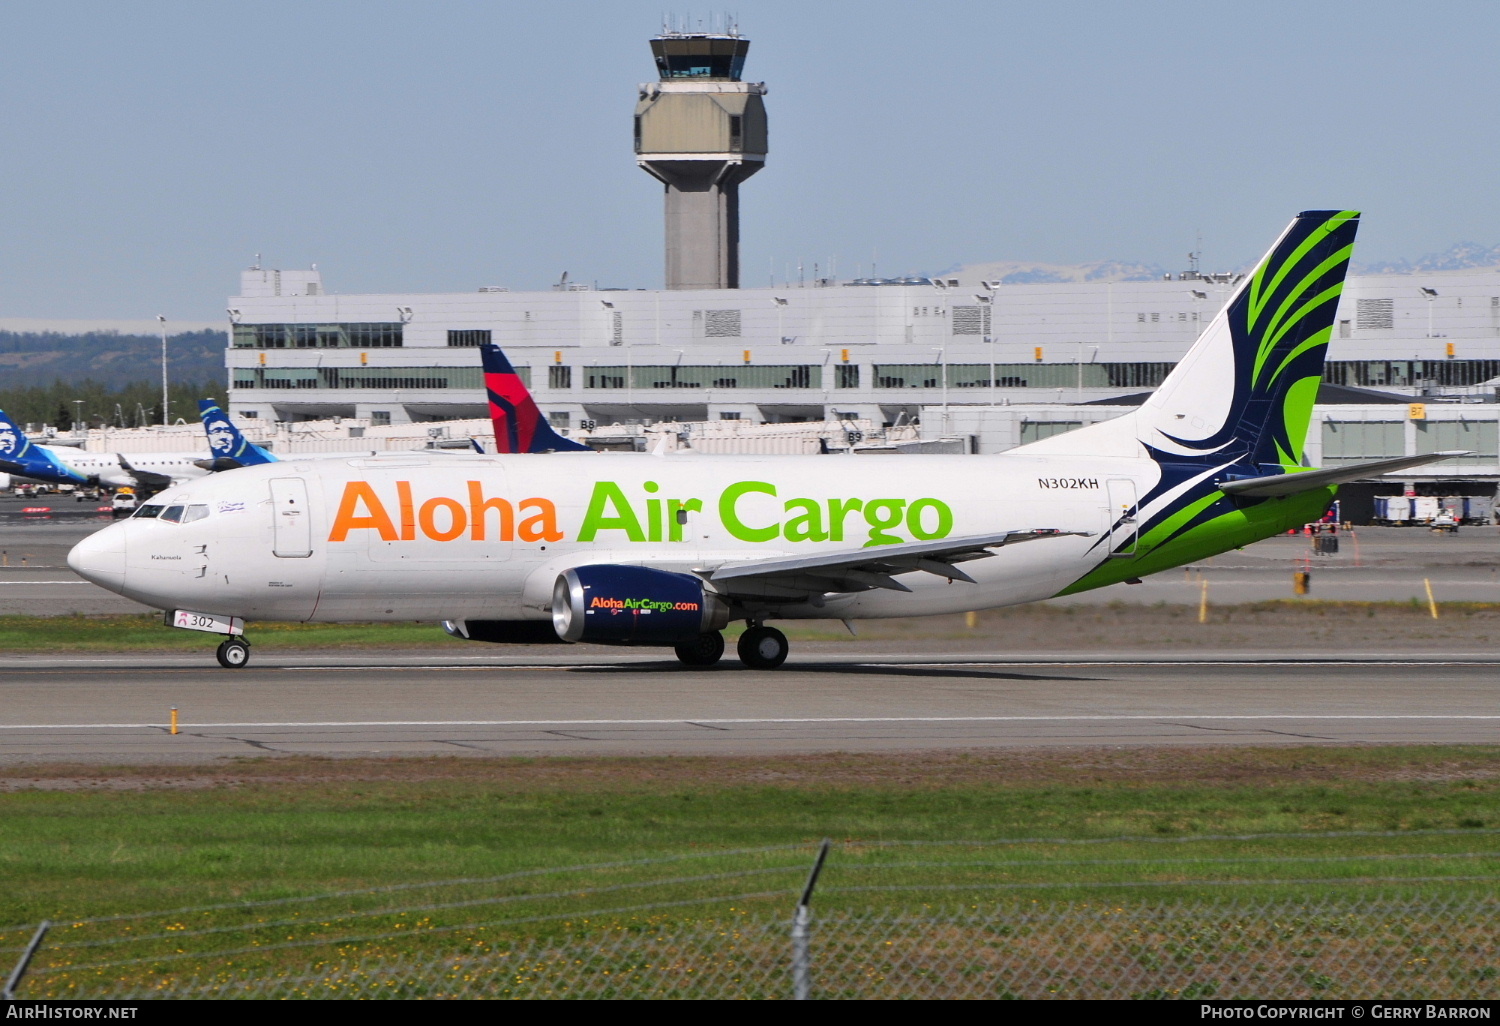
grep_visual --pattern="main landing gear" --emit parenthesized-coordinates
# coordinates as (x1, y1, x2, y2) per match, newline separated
(672, 625, 791, 669)
(216, 637, 251, 669)
(674, 631, 725, 667)
(737, 625, 789, 670)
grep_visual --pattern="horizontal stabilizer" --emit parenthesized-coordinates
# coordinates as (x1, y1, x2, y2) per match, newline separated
(1219, 451, 1473, 498)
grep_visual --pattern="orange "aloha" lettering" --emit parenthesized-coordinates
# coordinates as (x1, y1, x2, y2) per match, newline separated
(328, 480, 562, 543)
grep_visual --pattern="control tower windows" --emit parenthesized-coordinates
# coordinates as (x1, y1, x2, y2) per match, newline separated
(650, 36, 749, 80)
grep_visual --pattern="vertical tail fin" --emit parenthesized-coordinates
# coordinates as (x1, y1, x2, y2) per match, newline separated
(0, 409, 36, 464)
(198, 399, 278, 468)
(1137, 210, 1360, 468)
(479, 343, 591, 453)
(0, 409, 87, 483)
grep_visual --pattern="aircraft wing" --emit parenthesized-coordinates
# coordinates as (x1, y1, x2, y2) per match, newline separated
(115, 456, 177, 491)
(1220, 451, 1473, 498)
(702, 529, 1088, 599)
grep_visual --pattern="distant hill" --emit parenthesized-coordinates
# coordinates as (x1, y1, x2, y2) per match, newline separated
(0, 329, 227, 390)
(939, 259, 1167, 286)
(1352, 242, 1500, 275)
(941, 241, 1500, 287)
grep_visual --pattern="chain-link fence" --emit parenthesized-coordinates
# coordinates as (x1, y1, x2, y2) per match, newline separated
(6, 835, 1499, 999)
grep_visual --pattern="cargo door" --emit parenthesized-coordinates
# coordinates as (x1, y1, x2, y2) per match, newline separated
(270, 477, 313, 557)
(1106, 478, 1138, 558)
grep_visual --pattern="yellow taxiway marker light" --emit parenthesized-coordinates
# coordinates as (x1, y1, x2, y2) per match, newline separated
(170, 708, 178, 736)
(1424, 578, 1440, 619)
(1198, 579, 1209, 624)
(965, 610, 978, 629)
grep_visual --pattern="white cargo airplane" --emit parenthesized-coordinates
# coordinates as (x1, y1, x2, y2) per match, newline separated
(68, 212, 1466, 669)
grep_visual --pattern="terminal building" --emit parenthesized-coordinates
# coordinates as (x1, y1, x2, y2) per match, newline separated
(220, 26, 1500, 500)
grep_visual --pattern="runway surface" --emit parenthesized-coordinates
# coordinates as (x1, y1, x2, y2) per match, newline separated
(3, 650, 1498, 763)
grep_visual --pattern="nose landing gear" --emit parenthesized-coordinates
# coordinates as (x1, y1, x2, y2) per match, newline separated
(215, 637, 251, 669)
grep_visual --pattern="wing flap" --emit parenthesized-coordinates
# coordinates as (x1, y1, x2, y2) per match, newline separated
(703, 529, 1087, 597)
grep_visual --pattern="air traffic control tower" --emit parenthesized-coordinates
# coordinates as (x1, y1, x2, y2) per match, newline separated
(635, 27, 767, 290)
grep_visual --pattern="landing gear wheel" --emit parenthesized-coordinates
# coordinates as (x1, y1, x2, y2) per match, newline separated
(674, 631, 725, 667)
(216, 638, 251, 669)
(737, 626, 789, 670)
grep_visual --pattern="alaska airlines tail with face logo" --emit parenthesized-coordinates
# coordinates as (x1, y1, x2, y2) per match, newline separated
(479, 343, 592, 454)
(0, 409, 90, 485)
(198, 400, 277, 469)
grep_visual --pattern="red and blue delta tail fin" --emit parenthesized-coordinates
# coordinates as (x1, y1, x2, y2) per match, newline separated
(479, 343, 591, 453)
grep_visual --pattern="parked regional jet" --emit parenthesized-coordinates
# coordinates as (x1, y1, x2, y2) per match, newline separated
(0, 410, 212, 493)
(68, 212, 1468, 670)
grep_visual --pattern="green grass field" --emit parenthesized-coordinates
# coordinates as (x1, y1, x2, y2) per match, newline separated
(4, 747, 1499, 998)
(3, 746, 1499, 921)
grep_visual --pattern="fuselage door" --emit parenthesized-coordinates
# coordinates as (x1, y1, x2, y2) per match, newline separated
(1106, 478, 1139, 558)
(270, 477, 313, 558)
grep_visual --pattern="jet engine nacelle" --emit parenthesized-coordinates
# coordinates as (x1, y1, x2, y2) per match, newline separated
(552, 565, 729, 646)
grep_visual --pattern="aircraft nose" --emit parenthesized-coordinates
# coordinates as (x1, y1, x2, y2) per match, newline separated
(68, 525, 127, 593)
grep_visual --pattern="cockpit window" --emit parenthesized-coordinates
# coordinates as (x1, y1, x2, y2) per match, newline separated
(159, 505, 186, 524)
(133, 505, 164, 519)
(180, 505, 210, 524)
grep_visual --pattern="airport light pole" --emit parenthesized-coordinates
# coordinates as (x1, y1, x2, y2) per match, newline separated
(1076, 343, 1099, 401)
(929, 346, 949, 435)
(157, 315, 169, 426)
(1420, 287, 1438, 338)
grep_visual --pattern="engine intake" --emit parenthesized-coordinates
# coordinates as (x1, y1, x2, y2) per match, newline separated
(552, 565, 728, 646)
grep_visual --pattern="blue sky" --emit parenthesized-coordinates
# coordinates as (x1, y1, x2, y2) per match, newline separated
(0, 1, 1496, 320)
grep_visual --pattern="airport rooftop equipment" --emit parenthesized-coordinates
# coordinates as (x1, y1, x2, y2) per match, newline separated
(635, 22, 766, 289)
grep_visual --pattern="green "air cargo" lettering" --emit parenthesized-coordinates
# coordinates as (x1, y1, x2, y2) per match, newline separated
(577, 480, 954, 547)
